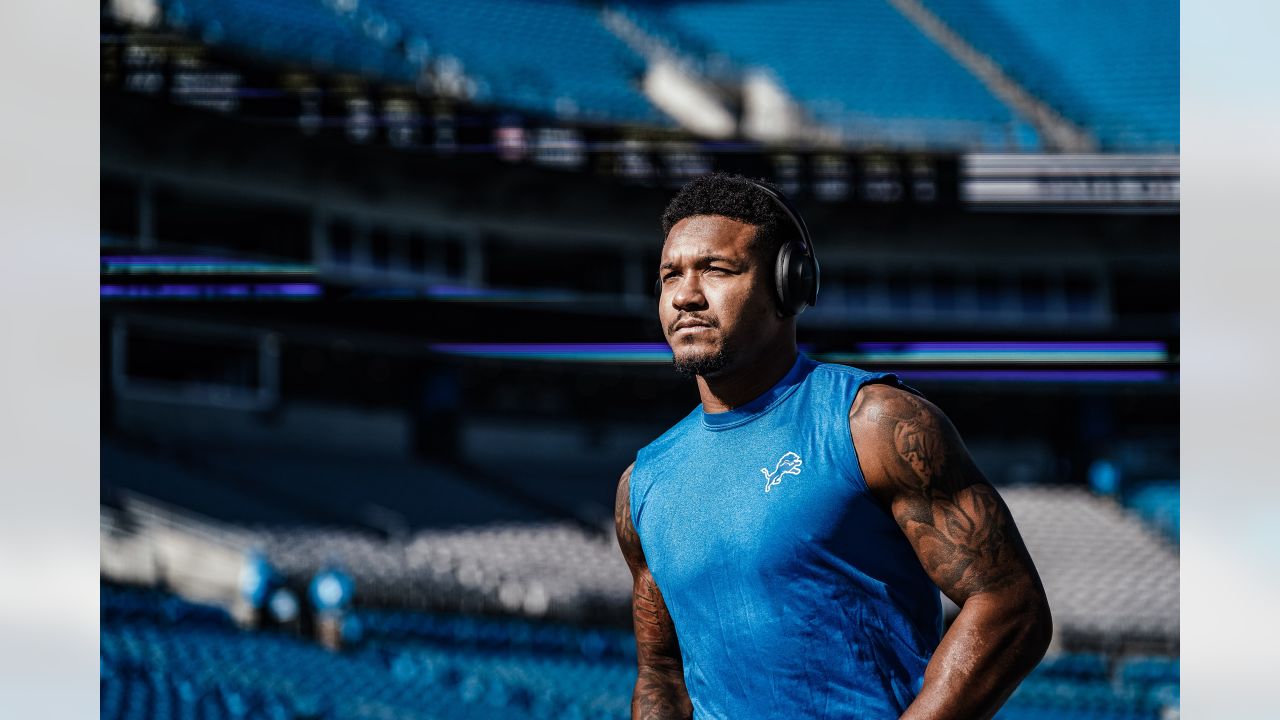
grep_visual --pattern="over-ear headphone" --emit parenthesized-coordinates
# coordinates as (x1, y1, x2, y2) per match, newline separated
(656, 178, 821, 317)
(748, 179, 820, 316)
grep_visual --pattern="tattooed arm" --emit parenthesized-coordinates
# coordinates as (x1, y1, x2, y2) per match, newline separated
(616, 464, 693, 720)
(849, 384, 1052, 720)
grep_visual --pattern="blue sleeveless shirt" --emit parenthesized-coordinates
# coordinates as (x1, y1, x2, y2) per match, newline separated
(631, 353, 942, 719)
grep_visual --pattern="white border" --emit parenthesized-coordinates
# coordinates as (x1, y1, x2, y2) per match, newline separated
(0, 1, 101, 718)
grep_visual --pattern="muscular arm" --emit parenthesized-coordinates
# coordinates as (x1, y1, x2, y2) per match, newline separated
(850, 385, 1052, 720)
(615, 464, 693, 720)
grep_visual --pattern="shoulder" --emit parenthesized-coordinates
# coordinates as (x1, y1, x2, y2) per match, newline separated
(849, 380, 940, 427)
(849, 380, 950, 451)
(848, 382, 955, 501)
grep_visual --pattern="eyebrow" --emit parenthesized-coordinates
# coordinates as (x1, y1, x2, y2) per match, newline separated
(660, 255, 739, 270)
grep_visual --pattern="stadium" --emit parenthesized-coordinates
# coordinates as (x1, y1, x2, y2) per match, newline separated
(99, 0, 1179, 718)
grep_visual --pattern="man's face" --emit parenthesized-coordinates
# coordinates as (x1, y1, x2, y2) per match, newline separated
(658, 215, 779, 378)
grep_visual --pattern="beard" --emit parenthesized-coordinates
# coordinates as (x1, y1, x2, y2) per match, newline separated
(672, 346, 730, 378)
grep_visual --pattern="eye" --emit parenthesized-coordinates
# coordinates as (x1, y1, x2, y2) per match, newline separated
(661, 271, 680, 283)
(705, 267, 731, 276)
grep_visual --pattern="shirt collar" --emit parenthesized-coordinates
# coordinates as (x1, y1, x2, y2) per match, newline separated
(701, 353, 813, 430)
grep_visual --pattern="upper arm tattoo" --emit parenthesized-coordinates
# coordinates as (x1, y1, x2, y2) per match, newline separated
(615, 464, 644, 570)
(850, 388, 1041, 603)
(615, 465, 693, 720)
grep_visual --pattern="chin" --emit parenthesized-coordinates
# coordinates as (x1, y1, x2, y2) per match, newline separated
(671, 345, 730, 379)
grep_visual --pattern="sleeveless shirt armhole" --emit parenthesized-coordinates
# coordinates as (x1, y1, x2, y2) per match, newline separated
(628, 457, 662, 569)
(628, 454, 644, 533)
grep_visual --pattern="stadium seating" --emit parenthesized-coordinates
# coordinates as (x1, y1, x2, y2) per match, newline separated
(101, 584, 236, 630)
(356, 609, 635, 660)
(1014, 653, 1179, 718)
(1119, 655, 1180, 709)
(102, 583, 1177, 720)
(921, 0, 1178, 149)
(159, 0, 664, 125)
(1000, 486, 1179, 645)
(368, 0, 665, 124)
(102, 583, 633, 720)
(147, 0, 1176, 149)
(104, 483, 1178, 641)
(1032, 652, 1111, 683)
(616, 0, 1021, 148)
(144, 0, 1179, 150)
(160, 0, 420, 83)
(249, 520, 633, 622)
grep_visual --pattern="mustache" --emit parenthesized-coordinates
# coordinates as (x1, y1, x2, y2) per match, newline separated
(667, 314, 719, 334)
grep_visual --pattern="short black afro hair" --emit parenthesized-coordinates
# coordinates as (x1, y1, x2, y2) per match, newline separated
(660, 172, 799, 264)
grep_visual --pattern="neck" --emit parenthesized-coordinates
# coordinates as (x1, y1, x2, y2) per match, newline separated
(696, 340, 799, 413)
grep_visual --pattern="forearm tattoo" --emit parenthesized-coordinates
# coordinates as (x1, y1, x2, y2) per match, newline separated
(616, 466, 693, 720)
(852, 388, 1034, 601)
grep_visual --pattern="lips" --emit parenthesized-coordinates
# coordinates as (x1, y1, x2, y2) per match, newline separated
(670, 318, 715, 334)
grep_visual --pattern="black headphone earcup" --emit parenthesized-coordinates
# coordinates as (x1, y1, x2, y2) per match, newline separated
(775, 242, 817, 316)
(806, 251, 820, 308)
(774, 242, 794, 315)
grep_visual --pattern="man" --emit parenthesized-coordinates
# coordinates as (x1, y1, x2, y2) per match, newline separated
(615, 173, 1052, 719)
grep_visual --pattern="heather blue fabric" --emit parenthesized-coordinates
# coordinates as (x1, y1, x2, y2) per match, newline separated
(631, 353, 942, 719)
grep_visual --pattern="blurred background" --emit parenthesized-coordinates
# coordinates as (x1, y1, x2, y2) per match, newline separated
(98, 1, 1179, 719)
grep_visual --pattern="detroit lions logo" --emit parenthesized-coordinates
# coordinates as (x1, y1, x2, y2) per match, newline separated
(762, 451, 803, 493)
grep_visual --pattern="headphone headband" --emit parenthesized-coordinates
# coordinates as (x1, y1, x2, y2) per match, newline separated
(748, 180, 812, 254)
(747, 179, 820, 314)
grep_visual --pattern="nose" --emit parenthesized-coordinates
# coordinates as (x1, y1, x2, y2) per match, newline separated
(669, 273, 708, 312)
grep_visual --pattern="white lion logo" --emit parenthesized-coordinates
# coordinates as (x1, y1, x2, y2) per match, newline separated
(762, 451, 804, 493)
